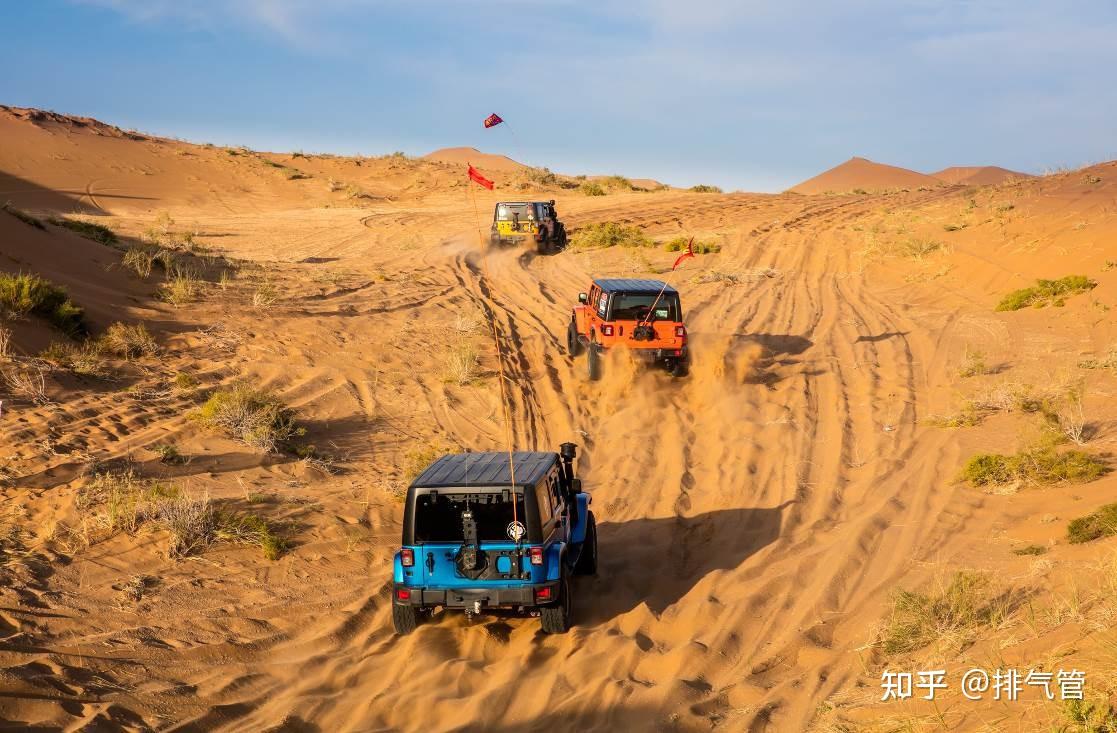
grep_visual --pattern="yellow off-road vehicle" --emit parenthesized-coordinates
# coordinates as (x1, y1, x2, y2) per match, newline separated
(489, 200, 567, 254)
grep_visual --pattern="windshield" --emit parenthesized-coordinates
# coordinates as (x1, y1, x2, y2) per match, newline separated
(495, 203, 536, 222)
(414, 491, 526, 543)
(609, 292, 680, 321)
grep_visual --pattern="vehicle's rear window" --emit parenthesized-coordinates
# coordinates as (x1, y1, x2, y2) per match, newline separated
(414, 491, 526, 542)
(495, 203, 535, 222)
(609, 293, 679, 321)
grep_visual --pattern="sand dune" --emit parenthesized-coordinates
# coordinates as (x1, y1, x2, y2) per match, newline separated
(423, 146, 528, 172)
(787, 156, 945, 194)
(2, 109, 1117, 731)
(931, 165, 1031, 186)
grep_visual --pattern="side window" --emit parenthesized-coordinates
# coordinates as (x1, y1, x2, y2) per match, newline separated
(535, 484, 553, 526)
(596, 291, 608, 318)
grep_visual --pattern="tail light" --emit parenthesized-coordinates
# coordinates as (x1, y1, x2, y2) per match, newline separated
(535, 586, 553, 602)
(601, 325, 614, 336)
(397, 587, 411, 601)
(400, 548, 414, 567)
(675, 325, 686, 338)
(529, 546, 543, 565)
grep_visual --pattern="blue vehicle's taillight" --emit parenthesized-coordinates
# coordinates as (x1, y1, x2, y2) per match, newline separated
(535, 586, 552, 602)
(397, 587, 411, 601)
(400, 548, 414, 567)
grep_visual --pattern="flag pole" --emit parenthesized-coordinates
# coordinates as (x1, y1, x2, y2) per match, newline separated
(466, 164, 520, 536)
(639, 237, 693, 329)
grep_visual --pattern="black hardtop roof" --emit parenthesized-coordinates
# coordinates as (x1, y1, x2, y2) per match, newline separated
(594, 278, 677, 294)
(410, 451, 558, 489)
(495, 201, 549, 206)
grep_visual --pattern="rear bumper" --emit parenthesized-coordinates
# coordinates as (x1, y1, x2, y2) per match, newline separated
(394, 581, 559, 609)
(593, 343, 688, 362)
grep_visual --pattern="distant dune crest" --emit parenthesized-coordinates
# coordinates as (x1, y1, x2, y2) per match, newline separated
(789, 156, 1031, 194)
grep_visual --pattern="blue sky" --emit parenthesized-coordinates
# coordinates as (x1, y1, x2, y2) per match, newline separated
(2, 1, 1116, 191)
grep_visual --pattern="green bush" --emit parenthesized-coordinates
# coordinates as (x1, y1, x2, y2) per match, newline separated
(602, 175, 633, 190)
(960, 447, 1108, 487)
(663, 236, 720, 254)
(48, 216, 117, 246)
(0, 272, 86, 336)
(580, 181, 605, 196)
(572, 222, 652, 249)
(689, 184, 722, 193)
(995, 275, 1097, 311)
(193, 383, 302, 452)
(1067, 503, 1117, 544)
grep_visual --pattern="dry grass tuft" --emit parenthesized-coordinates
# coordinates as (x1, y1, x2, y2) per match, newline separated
(100, 322, 158, 358)
(442, 341, 480, 385)
(193, 382, 303, 452)
(958, 346, 990, 378)
(2, 364, 50, 403)
(879, 571, 1022, 655)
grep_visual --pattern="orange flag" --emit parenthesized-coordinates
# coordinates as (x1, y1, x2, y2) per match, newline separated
(672, 237, 695, 270)
(468, 164, 494, 190)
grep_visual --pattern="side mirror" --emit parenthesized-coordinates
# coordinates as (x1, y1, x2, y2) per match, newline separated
(578, 292, 588, 304)
(571, 478, 582, 494)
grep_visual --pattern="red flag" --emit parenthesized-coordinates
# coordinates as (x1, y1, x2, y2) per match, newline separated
(468, 164, 494, 190)
(672, 237, 695, 270)
(483, 113, 504, 129)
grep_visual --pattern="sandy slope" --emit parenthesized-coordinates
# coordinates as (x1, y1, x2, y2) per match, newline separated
(930, 166, 1032, 186)
(787, 157, 946, 194)
(2, 109, 1117, 732)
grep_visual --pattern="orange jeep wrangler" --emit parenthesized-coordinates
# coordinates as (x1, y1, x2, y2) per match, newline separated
(567, 278, 689, 380)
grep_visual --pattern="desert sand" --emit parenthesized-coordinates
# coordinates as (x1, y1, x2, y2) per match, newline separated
(2, 105, 1117, 732)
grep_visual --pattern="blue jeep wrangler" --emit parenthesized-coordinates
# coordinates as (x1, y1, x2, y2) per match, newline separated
(392, 443, 596, 635)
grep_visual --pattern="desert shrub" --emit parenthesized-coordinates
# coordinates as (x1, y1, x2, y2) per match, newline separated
(1012, 545, 1047, 556)
(285, 169, 310, 180)
(153, 443, 182, 464)
(1079, 342, 1117, 371)
(48, 216, 117, 246)
(926, 403, 986, 428)
(958, 347, 989, 378)
(1067, 504, 1117, 544)
(602, 175, 633, 191)
(580, 181, 606, 196)
(1, 364, 49, 403)
(443, 341, 479, 385)
(689, 184, 722, 193)
(40, 341, 107, 377)
(100, 322, 157, 358)
(253, 280, 279, 308)
(663, 236, 721, 254)
(2, 202, 44, 229)
(880, 571, 1017, 655)
(0, 326, 10, 360)
(0, 272, 86, 336)
(897, 238, 943, 260)
(943, 223, 967, 232)
(995, 275, 1097, 311)
(122, 246, 156, 278)
(216, 511, 289, 560)
(960, 447, 1108, 488)
(572, 222, 652, 249)
(160, 266, 201, 306)
(695, 270, 740, 284)
(404, 444, 444, 481)
(193, 383, 302, 452)
(526, 167, 558, 186)
(173, 372, 199, 390)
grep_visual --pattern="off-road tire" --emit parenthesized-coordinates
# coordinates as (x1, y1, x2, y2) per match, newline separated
(587, 345, 603, 381)
(540, 573, 572, 634)
(671, 358, 690, 378)
(392, 603, 420, 635)
(567, 321, 585, 357)
(574, 512, 598, 575)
